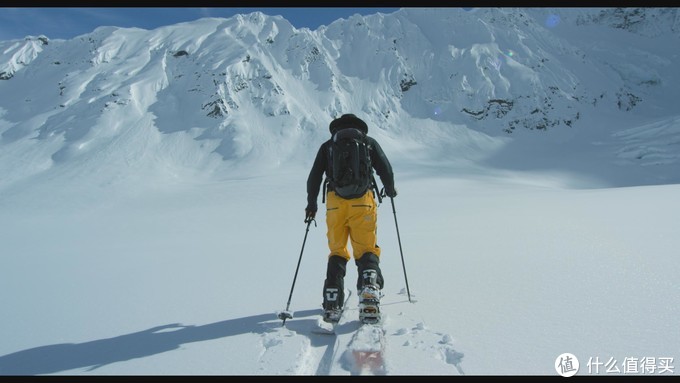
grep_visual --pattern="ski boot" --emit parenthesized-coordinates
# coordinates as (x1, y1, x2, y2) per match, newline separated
(323, 308, 343, 323)
(322, 256, 347, 323)
(323, 287, 343, 323)
(358, 269, 381, 324)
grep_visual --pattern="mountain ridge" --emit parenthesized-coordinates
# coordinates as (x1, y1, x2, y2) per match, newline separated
(1, 8, 678, 190)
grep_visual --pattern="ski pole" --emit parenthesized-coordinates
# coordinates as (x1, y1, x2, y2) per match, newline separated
(390, 197, 413, 303)
(278, 217, 316, 326)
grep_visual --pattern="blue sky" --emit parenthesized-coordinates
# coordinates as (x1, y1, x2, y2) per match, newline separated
(0, 7, 402, 41)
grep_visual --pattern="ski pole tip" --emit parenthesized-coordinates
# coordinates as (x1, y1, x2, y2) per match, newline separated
(277, 310, 293, 321)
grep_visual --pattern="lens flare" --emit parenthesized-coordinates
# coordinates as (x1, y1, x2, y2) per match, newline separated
(546, 14, 560, 28)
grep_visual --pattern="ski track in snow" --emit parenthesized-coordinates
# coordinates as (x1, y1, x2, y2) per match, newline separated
(256, 292, 465, 375)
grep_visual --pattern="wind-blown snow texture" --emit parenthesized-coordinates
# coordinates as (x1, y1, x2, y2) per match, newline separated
(0, 8, 679, 376)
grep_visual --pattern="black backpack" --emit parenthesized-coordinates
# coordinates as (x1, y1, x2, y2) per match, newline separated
(328, 127, 375, 199)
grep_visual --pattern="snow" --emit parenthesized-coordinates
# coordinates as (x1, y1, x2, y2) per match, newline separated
(0, 8, 679, 376)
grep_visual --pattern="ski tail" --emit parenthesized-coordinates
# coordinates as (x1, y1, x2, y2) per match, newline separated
(349, 323, 387, 374)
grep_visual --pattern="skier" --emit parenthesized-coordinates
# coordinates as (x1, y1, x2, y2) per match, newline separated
(305, 113, 397, 324)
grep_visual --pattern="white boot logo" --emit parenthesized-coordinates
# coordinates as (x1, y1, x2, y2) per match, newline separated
(362, 270, 377, 285)
(325, 288, 339, 302)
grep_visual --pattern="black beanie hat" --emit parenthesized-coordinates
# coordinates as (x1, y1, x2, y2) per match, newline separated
(329, 114, 368, 135)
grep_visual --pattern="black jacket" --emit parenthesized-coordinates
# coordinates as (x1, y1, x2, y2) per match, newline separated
(306, 135, 394, 211)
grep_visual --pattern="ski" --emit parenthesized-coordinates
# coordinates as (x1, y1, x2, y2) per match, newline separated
(349, 322, 387, 375)
(312, 289, 352, 335)
(349, 284, 386, 374)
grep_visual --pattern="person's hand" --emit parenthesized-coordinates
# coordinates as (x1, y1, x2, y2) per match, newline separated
(305, 204, 317, 223)
(384, 185, 398, 198)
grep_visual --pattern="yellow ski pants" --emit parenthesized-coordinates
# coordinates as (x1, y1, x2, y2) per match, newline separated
(325, 190, 381, 262)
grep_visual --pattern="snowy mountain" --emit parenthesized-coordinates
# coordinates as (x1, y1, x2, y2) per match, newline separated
(1, 8, 679, 376)
(1, 8, 679, 194)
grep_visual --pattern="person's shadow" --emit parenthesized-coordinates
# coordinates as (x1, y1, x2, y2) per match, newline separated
(0, 309, 320, 375)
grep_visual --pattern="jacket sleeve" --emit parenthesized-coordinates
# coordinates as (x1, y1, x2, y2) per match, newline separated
(369, 138, 395, 191)
(306, 142, 328, 210)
